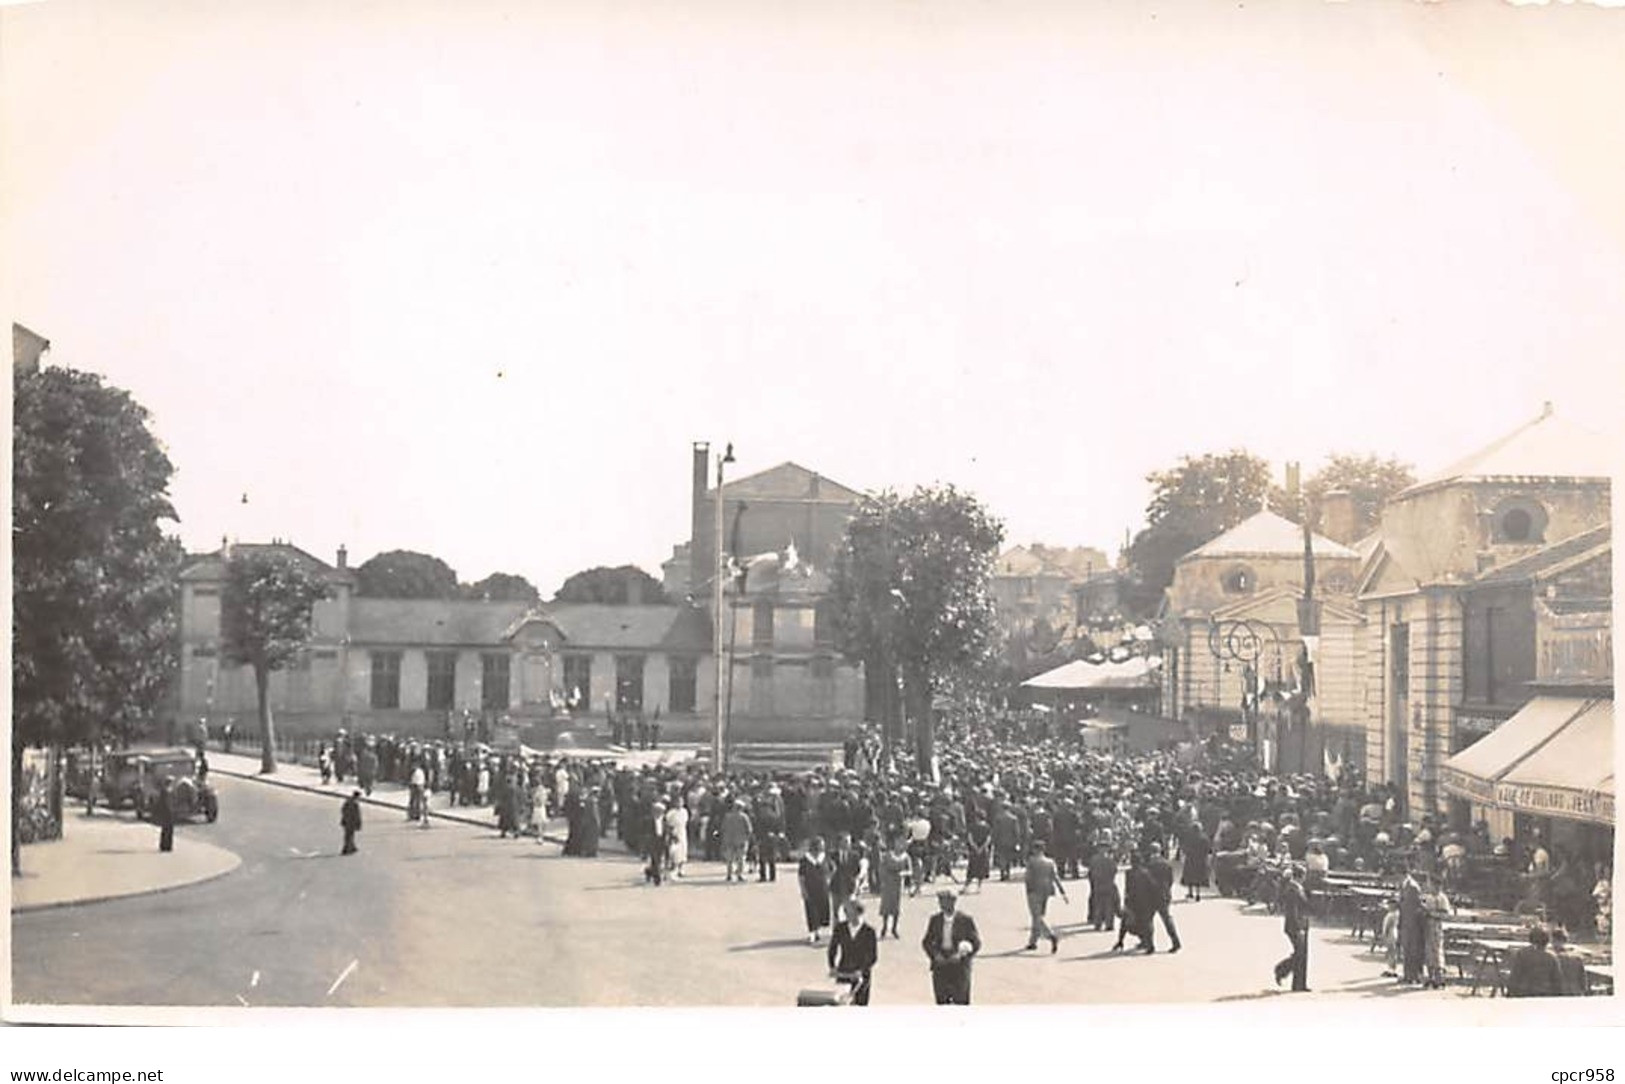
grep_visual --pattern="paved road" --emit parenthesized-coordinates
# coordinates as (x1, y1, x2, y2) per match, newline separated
(14, 775, 1450, 1007)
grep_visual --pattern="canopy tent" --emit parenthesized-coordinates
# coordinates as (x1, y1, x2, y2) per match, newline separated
(1441, 696, 1614, 826)
(1022, 655, 1162, 691)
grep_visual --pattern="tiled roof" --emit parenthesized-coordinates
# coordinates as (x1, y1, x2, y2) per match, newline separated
(1182, 510, 1359, 562)
(350, 599, 529, 645)
(996, 544, 1111, 579)
(1404, 406, 1614, 496)
(348, 600, 711, 652)
(1471, 524, 1612, 587)
(180, 543, 353, 584)
(709, 462, 862, 503)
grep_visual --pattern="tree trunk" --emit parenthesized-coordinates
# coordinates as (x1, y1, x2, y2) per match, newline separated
(256, 664, 277, 775)
(10, 739, 22, 878)
(904, 664, 933, 774)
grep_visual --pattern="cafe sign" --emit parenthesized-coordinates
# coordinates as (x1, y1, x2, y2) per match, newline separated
(1491, 783, 1614, 826)
(1440, 766, 1495, 801)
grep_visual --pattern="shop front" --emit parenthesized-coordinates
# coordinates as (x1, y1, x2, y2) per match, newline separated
(1442, 696, 1614, 871)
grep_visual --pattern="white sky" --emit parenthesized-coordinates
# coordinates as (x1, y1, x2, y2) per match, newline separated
(5, 0, 1623, 595)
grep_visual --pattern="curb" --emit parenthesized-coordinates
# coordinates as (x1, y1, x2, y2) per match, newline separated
(13, 849, 244, 914)
(212, 765, 570, 846)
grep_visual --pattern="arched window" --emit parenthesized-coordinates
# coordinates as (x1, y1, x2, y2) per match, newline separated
(1221, 564, 1256, 595)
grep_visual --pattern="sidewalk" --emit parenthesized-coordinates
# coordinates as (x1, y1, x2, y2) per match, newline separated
(12, 809, 241, 913)
(207, 751, 574, 843)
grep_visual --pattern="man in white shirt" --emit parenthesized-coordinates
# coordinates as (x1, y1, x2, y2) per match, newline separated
(408, 762, 428, 825)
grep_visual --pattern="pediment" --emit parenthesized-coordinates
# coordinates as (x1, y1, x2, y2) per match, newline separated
(1356, 543, 1420, 600)
(503, 612, 567, 651)
(1210, 586, 1363, 626)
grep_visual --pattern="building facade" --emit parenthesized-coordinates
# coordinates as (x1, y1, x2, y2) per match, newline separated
(665, 449, 868, 740)
(1160, 510, 1365, 771)
(990, 544, 1112, 637)
(1442, 525, 1612, 858)
(178, 543, 715, 742)
(1353, 405, 1613, 817)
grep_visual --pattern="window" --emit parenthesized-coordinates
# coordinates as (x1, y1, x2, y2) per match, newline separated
(753, 599, 775, 650)
(481, 653, 510, 711)
(1493, 499, 1547, 544)
(1391, 624, 1410, 691)
(1221, 565, 1256, 595)
(615, 654, 645, 713)
(192, 587, 219, 598)
(669, 657, 698, 713)
(563, 655, 592, 710)
(812, 656, 836, 716)
(749, 655, 774, 716)
(370, 651, 402, 709)
(426, 651, 457, 711)
(813, 600, 835, 647)
(191, 644, 217, 658)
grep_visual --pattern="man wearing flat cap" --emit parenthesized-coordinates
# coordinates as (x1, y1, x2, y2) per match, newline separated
(922, 888, 981, 1005)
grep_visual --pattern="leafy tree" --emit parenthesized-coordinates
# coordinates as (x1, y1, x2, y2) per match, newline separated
(355, 549, 460, 599)
(12, 366, 183, 873)
(461, 572, 540, 603)
(830, 486, 1004, 767)
(1121, 449, 1274, 618)
(1302, 453, 1415, 538)
(220, 553, 332, 774)
(553, 565, 667, 605)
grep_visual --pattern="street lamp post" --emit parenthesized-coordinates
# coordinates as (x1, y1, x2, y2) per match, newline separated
(712, 442, 735, 771)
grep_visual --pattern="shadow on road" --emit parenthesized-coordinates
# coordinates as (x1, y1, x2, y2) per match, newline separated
(728, 937, 816, 953)
(1212, 987, 1301, 1002)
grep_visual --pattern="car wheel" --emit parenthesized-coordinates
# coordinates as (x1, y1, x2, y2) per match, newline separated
(206, 804, 218, 824)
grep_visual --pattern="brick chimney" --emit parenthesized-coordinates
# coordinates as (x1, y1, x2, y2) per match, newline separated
(691, 442, 712, 598)
(336, 544, 348, 569)
(1319, 490, 1358, 545)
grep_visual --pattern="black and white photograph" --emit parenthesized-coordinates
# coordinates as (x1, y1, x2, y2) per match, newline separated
(4, 0, 1620, 1052)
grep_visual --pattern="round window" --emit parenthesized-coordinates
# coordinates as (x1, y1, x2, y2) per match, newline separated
(1493, 499, 1546, 544)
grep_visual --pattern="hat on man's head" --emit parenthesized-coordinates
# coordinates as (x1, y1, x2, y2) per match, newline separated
(936, 888, 959, 901)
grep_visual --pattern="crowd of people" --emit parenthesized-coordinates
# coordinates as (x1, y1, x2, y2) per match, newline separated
(309, 714, 1608, 1001)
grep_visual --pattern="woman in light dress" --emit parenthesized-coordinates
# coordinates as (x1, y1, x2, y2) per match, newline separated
(1421, 874, 1453, 989)
(664, 799, 690, 878)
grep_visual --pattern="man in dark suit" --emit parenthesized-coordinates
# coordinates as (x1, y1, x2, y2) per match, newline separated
(922, 889, 981, 1005)
(830, 832, 864, 916)
(1273, 865, 1310, 991)
(1147, 842, 1183, 953)
(827, 898, 879, 1005)
(1549, 928, 1588, 997)
(341, 790, 363, 855)
(1116, 850, 1158, 953)
(1505, 925, 1562, 997)
(154, 778, 176, 853)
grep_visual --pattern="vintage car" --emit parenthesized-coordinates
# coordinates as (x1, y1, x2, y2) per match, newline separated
(96, 748, 219, 823)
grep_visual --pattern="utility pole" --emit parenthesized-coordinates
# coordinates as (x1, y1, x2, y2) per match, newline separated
(1297, 498, 1321, 776)
(712, 442, 735, 771)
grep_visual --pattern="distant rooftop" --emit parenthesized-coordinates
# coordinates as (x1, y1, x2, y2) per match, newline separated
(1402, 404, 1614, 497)
(707, 461, 862, 503)
(1182, 510, 1359, 562)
